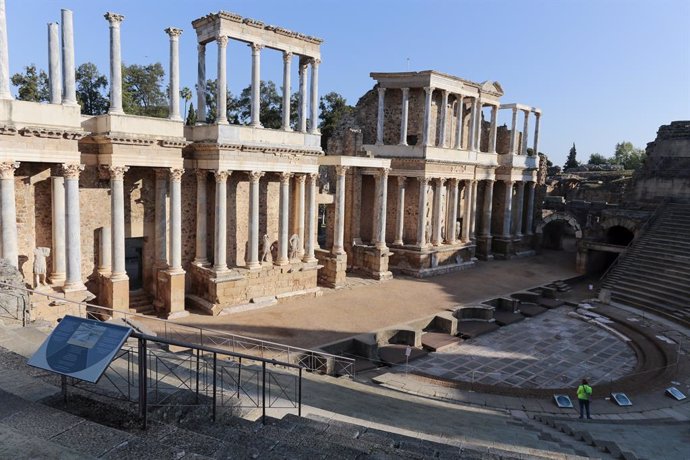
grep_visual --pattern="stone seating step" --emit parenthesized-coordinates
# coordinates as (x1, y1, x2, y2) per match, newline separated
(610, 293, 690, 327)
(457, 320, 500, 339)
(605, 274, 690, 297)
(628, 247, 690, 260)
(519, 303, 549, 317)
(493, 310, 525, 326)
(608, 283, 688, 309)
(616, 259, 690, 277)
(421, 331, 463, 352)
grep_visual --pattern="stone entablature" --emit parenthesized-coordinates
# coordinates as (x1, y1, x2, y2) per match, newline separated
(185, 124, 322, 153)
(370, 71, 503, 99)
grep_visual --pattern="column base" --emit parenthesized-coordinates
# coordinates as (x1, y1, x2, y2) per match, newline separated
(157, 269, 188, 319)
(63, 281, 87, 293)
(104, 277, 130, 318)
(49, 273, 66, 287)
(247, 262, 262, 271)
(475, 235, 493, 261)
(491, 237, 514, 260)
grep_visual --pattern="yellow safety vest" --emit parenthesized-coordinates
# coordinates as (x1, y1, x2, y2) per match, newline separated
(577, 384, 592, 400)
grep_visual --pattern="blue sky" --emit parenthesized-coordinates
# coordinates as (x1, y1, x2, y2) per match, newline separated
(5, 0, 689, 166)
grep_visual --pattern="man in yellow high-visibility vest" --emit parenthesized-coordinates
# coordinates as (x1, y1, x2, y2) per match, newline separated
(577, 378, 593, 419)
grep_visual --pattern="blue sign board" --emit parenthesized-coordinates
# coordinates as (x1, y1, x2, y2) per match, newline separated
(28, 315, 132, 383)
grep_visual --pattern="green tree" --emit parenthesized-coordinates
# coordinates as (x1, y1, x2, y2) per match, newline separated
(612, 141, 646, 170)
(186, 102, 197, 126)
(75, 62, 109, 115)
(180, 86, 192, 120)
(11, 64, 49, 102)
(587, 153, 609, 165)
(564, 143, 580, 169)
(318, 92, 354, 149)
(122, 62, 168, 117)
(232, 80, 282, 128)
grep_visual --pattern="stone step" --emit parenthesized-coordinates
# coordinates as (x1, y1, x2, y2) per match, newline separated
(606, 265, 690, 287)
(615, 259, 690, 277)
(604, 275, 690, 298)
(608, 284, 688, 309)
(610, 293, 690, 326)
(605, 277, 690, 301)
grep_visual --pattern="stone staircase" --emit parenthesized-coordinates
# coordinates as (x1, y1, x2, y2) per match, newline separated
(128, 289, 155, 316)
(602, 203, 690, 327)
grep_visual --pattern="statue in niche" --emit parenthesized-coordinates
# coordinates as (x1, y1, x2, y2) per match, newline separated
(456, 220, 462, 239)
(289, 234, 300, 260)
(261, 234, 271, 263)
(33, 247, 50, 288)
(425, 222, 432, 245)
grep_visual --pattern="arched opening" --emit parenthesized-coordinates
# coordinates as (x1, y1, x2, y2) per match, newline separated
(606, 225, 634, 246)
(541, 220, 578, 252)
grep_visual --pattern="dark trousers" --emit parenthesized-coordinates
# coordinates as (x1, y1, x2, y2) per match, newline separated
(578, 398, 591, 418)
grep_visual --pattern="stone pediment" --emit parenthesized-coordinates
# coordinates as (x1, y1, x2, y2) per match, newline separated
(481, 81, 503, 96)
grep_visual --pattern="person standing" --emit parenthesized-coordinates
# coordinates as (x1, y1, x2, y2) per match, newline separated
(577, 378, 593, 419)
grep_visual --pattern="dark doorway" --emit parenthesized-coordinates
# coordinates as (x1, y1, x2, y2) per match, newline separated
(125, 237, 144, 291)
(606, 226, 634, 246)
(542, 220, 577, 251)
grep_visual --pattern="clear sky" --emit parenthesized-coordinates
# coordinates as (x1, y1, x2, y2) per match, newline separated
(5, 0, 689, 166)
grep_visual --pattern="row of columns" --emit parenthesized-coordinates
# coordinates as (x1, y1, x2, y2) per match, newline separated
(500, 180, 537, 239)
(506, 106, 542, 156)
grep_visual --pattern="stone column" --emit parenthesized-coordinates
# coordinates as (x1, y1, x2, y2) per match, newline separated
(431, 178, 445, 245)
(470, 180, 478, 239)
(196, 43, 206, 123)
(447, 178, 459, 243)
(281, 52, 292, 131)
(303, 173, 318, 263)
(309, 59, 320, 134)
(482, 180, 494, 237)
(50, 175, 66, 284)
(277, 172, 292, 264)
(48, 23, 62, 104)
(502, 180, 513, 238)
(250, 43, 263, 127)
(473, 99, 482, 151)
(351, 171, 362, 244)
(374, 169, 389, 250)
(522, 110, 530, 155)
(247, 171, 264, 269)
(438, 90, 449, 147)
(393, 176, 406, 245)
(461, 180, 473, 242)
(98, 227, 111, 275)
(399, 88, 409, 145)
(333, 166, 348, 255)
(213, 171, 230, 272)
(61, 9, 76, 105)
(509, 108, 519, 154)
(489, 105, 498, 153)
(105, 12, 125, 114)
(525, 181, 536, 236)
(422, 87, 434, 146)
(194, 170, 208, 265)
(154, 169, 168, 267)
(63, 164, 84, 290)
(169, 168, 184, 272)
(0, 0, 11, 99)
(0, 162, 19, 267)
(454, 95, 464, 149)
(467, 98, 476, 151)
(295, 174, 306, 256)
(165, 27, 183, 121)
(532, 112, 541, 155)
(416, 177, 429, 247)
(216, 36, 228, 124)
(109, 166, 128, 280)
(298, 59, 308, 133)
(514, 181, 525, 237)
(376, 87, 386, 145)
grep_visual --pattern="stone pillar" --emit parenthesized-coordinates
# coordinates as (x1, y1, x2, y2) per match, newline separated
(281, 52, 292, 131)
(374, 169, 389, 250)
(63, 164, 85, 291)
(482, 180, 494, 237)
(168, 168, 184, 272)
(522, 110, 530, 155)
(422, 87, 434, 146)
(295, 174, 306, 256)
(309, 59, 320, 134)
(60, 9, 76, 105)
(0, 162, 19, 267)
(431, 178, 445, 245)
(48, 23, 62, 104)
(105, 12, 125, 114)
(399, 88, 409, 145)
(250, 43, 263, 127)
(154, 169, 168, 268)
(489, 105, 498, 153)
(351, 171, 362, 244)
(247, 171, 264, 269)
(194, 170, 208, 265)
(438, 90, 449, 147)
(514, 181, 525, 238)
(461, 180, 473, 242)
(213, 171, 230, 272)
(277, 172, 292, 264)
(303, 173, 318, 263)
(376, 87, 386, 145)
(473, 99, 482, 151)
(0, 0, 11, 99)
(470, 180, 478, 240)
(333, 166, 348, 255)
(165, 27, 183, 121)
(533, 112, 541, 155)
(509, 108, 519, 154)
(525, 181, 536, 236)
(454, 95, 464, 149)
(196, 43, 206, 123)
(467, 98, 476, 151)
(50, 175, 66, 284)
(416, 177, 429, 247)
(447, 178, 459, 243)
(298, 59, 308, 133)
(98, 227, 111, 275)
(216, 36, 228, 124)
(109, 166, 128, 280)
(393, 176, 406, 245)
(502, 180, 513, 238)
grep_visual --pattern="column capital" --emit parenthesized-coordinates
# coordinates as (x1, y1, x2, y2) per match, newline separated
(249, 42, 264, 53)
(419, 176, 430, 185)
(278, 171, 293, 184)
(248, 170, 265, 183)
(216, 35, 229, 47)
(0, 161, 19, 179)
(309, 58, 321, 66)
(164, 27, 183, 38)
(197, 42, 205, 53)
(424, 86, 435, 95)
(282, 51, 293, 62)
(375, 168, 390, 178)
(503, 179, 514, 186)
(449, 177, 460, 186)
(108, 165, 128, 180)
(62, 163, 84, 179)
(154, 168, 169, 180)
(397, 176, 407, 186)
(196, 169, 207, 181)
(307, 172, 319, 181)
(295, 173, 307, 185)
(104, 12, 125, 25)
(378, 86, 386, 96)
(433, 177, 447, 186)
(334, 165, 350, 176)
(401, 87, 409, 95)
(169, 167, 185, 182)
(214, 170, 231, 183)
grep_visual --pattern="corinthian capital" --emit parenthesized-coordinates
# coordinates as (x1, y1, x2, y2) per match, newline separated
(248, 170, 265, 183)
(334, 165, 350, 176)
(108, 165, 129, 181)
(104, 12, 125, 25)
(214, 170, 231, 183)
(0, 162, 20, 179)
(169, 168, 185, 182)
(62, 163, 85, 180)
(164, 27, 183, 39)
(216, 35, 229, 47)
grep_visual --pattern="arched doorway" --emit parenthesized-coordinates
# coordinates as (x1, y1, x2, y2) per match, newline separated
(542, 220, 578, 251)
(606, 225, 634, 246)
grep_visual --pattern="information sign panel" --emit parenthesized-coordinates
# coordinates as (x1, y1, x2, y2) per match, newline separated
(28, 315, 132, 383)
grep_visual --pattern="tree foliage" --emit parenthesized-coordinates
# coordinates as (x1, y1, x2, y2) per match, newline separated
(75, 62, 109, 115)
(318, 92, 354, 149)
(234, 80, 283, 128)
(612, 141, 646, 170)
(186, 102, 197, 126)
(180, 86, 192, 120)
(122, 62, 168, 117)
(564, 143, 580, 169)
(11, 64, 49, 102)
(587, 153, 608, 165)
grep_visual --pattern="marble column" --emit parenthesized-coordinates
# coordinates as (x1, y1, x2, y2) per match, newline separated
(303, 173, 318, 263)
(105, 12, 125, 114)
(376, 87, 386, 145)
(514, 181, 525, 238)
(502, 180, 513, 238)
(447, 178, 459, 243)
(281, 52, 292, 131)
(374, 169, 389, 250)
(489, 105, 498, 153)
(194, 170, 208, 265)
(422, 87, 434, 146)
(454, 95, 464, 149)
(461, 180, 473, 242)
(467, 98, 476, 151)
(416, 177, 429, 247)
(533, 112, 541, 155)
(473, 99, 482, 151)
(247, 171, 264, 269)
(298, 59, 308, 133)
(309, 59, 320, 134)
(154, 169, 168, 268)
(48, 23, 61, 104)
(165, 27, 183, 121)
(0, 0, 11, 99)
(213, 170, 230, 272)
(277, 172, 292, 264)
(61, 9, 76, 105)
(482, 180, 494, 237)
(50, 175, 66, 284)
(431, 178, 445, 245)
(98, 227, 111, 274)
(469, 180, 478, 239)
(109, 166, 128, 280)
(522, 110, 530, 155)
(399, 88, 409, 145)
(393, 176, 406, 245)
(63, 164, 84, 290)
(196, 43, 206, 123)
(333, 166, 348, 255)
(0, 162, 19, 267)
(250, 43, 263, 127)
(216, 36, 228, 124)
(169, 168, 184, 272)
(438, 90, 449, 147)
(350, 171, 362, 244)
(525, 181, 536, 236)
(295, 174, 306, 256)
(509, 108, 519, 154)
